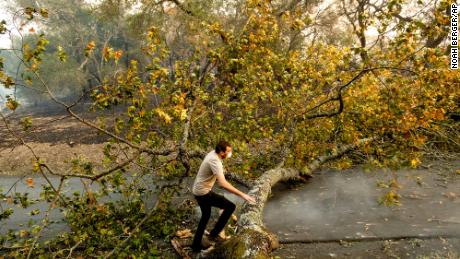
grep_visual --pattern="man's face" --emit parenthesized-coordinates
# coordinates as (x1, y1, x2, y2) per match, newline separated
(219, 146, 232, 160)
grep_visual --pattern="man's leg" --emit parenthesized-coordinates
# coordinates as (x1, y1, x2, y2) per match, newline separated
(191, 195, 212, 251)
(217, 209, 228, 239)
(207, 192, 236, 238)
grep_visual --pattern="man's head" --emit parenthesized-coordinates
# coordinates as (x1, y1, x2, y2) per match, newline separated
(215, 140, 232, 160)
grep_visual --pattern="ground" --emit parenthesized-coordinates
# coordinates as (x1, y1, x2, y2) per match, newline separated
(0, 109, 108, 176)
(263, 159, 460, 259)
(272, 237, 460, 259)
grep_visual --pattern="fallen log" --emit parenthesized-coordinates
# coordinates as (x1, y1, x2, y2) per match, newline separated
(208, 137, 377, 258)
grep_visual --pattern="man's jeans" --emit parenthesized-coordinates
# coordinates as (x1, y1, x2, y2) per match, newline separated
(191, 191, 236, 250)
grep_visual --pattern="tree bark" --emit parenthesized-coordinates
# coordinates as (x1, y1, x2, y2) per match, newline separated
(208, 137, 377, 258)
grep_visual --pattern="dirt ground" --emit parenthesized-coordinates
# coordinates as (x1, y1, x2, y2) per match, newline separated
(0, 111, 118, 176)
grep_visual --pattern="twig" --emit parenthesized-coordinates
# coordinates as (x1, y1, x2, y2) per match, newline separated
(66, 240, 83, 259)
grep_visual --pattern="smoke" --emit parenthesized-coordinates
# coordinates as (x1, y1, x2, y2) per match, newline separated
(264, 170, 386, 239)
(264, 164, 460, 241)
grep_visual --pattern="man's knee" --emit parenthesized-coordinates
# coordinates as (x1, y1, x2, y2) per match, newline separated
(201, 209, 211, 219)
(227, 201, 236, 212)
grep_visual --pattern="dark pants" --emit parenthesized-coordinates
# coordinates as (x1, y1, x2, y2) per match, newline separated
(191, 191, 236, 250)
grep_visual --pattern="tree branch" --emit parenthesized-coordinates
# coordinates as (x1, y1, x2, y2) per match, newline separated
(302, 66, 416, 120)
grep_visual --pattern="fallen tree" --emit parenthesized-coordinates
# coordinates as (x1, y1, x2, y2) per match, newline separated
(209, 137, 377, 258)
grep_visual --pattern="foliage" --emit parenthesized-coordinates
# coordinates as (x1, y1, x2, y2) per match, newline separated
(1, 174, 191, 257)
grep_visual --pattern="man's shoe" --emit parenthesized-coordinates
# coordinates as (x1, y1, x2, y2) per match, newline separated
(208, 234, 227, 244)
(191, 236, 212, 252)
(202, 236, 212, 248)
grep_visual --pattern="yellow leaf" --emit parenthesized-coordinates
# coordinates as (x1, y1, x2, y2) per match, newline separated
(155, 108, 172, 124)
(180, 108, 187, 121)
(85, 41, 96, 56)
(32, 162, 40, 172)
(410, 158, 420, 168)
(19, 230, 29, 238)
(86, 41, 95, 50)
(292, 19, 305, 29)
(102, 47, 113, 61)
(380, 190, 401, 206)
(5, 98, 19, 111)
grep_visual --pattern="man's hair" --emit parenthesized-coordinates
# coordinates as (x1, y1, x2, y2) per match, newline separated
(215, 140, 231, 153)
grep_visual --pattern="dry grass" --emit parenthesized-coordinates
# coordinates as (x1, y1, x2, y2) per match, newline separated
(0, 142, 107, 176)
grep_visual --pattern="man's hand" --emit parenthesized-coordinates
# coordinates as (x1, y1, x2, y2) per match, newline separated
(216, 171, 256, 204)
(241, 193, 256, 204)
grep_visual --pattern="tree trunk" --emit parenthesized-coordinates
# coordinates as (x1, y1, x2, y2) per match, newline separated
(208, 137, 376, 258)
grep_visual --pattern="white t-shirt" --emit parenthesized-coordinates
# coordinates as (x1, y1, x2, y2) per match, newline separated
(192, 150, 225, 196)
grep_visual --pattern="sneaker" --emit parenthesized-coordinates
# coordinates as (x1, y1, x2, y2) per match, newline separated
(191, 236, 212, 252)
(202, 236, 212, 248)
(208, 234, 227, 244)
(218, 230, 228, 240)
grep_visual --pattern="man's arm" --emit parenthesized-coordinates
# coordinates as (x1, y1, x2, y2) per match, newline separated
(215, 171, 256, 204)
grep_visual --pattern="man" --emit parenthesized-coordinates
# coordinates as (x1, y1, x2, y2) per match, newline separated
(191, 140, 256, 252)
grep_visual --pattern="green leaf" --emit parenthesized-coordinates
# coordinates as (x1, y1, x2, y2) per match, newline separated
(30, 209, 41, 216)
(57, 46, 67, 62)
(0, 208, 14, 220)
